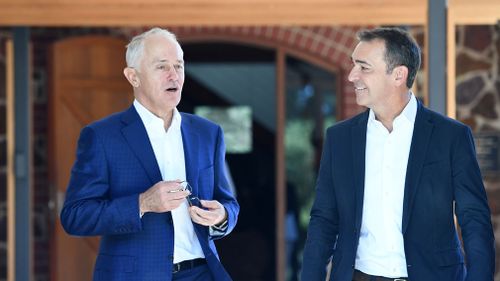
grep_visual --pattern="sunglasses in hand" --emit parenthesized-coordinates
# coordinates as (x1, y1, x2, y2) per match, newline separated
(179, 181, 203, 208)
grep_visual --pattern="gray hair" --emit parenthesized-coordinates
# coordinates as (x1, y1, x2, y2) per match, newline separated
(125, 27, 179, 68)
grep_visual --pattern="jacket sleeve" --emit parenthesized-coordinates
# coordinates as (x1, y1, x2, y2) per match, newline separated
(453, 126, 495, 281)
(301, 128, 339, 280)
(60, 126, 143, 236)
(211, 126, 239, 239)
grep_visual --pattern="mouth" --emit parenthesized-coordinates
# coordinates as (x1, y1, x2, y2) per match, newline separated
(354, 86, 367, 93)
(165, 87, 178, 93)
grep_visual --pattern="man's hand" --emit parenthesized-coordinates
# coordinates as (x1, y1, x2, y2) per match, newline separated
(139, 180, 190, 214)
(189, 200, 227, 226)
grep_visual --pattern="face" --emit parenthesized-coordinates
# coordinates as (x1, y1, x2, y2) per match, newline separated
(348, 39, 395, 111)
(129, 34, 185, 118)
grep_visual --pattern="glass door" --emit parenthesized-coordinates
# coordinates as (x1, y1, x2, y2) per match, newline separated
(284, 55, 337, 281)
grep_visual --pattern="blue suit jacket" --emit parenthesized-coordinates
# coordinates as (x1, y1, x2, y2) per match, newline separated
(61, 105, 239, 281)
(301, 102, 495, 281)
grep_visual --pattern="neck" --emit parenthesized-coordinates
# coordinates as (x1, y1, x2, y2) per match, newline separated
(160, 110, 174, 130)
(374, 90, 411, 132)
(135, 96, 175, 130)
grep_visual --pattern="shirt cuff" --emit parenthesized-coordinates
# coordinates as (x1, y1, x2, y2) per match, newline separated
(209, 219, 228, 236)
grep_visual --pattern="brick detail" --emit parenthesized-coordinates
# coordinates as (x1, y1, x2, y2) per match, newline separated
(119, 26, 365, 119)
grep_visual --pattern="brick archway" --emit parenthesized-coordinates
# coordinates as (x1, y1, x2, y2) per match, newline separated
(120, 26, 366, 118)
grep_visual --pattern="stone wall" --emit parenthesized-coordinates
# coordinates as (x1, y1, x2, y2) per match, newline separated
(455, 25, 500, 280)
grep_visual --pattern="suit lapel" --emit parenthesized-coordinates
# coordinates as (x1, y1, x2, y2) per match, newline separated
(180, 113, 200, 192)
(181, 114, 215, 247)
(402, 103, 434, 233)
(120, 106, 162, 184)
(351, 111, 369, 231)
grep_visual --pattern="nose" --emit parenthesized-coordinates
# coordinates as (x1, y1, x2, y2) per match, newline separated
(348, 66, 358, 82)
(166, 64, 179, 81)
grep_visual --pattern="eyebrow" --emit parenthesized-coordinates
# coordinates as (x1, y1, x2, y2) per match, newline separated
(154, 59, 184, 64)
(352, 57, 371, 67)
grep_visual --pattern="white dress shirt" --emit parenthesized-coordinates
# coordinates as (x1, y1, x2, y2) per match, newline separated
(134, 100, 205, 264)
(355, 94, 417, 278)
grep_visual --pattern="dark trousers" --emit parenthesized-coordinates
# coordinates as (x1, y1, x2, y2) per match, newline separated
(172, 264, 214, 281)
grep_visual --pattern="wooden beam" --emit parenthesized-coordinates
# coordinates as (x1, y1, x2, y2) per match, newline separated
(0, 0, 427, 26)
(449, 0, 500, 24)
(447, 14, 457, 119)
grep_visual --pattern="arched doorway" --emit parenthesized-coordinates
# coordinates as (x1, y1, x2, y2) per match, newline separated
(178, 41, 339, 281)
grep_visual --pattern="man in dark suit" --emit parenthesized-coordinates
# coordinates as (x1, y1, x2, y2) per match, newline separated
(301, 27, 495, 281)
(60, 27, 239, 281)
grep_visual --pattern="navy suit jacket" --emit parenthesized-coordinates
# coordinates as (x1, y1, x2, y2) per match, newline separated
(61, 105, 239, 281)
(301, 102, 495, 281)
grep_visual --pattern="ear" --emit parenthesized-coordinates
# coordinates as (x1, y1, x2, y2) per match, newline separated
(393, 65, 408, 87)
(123, 67, 140, 88)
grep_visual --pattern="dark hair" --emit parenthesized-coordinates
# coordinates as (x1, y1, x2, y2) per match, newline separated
(357, 27, 421, 88)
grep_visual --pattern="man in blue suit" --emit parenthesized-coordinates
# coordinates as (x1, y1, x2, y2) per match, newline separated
(301, 27, 495, 281)
(61, 27, 239, 281)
